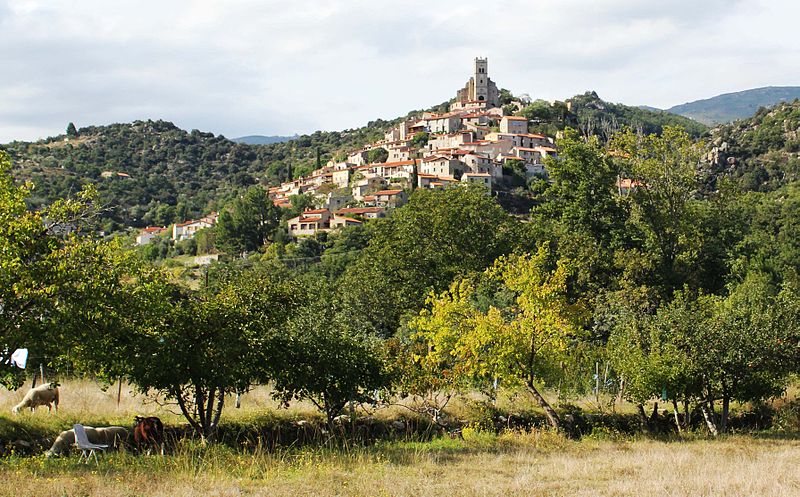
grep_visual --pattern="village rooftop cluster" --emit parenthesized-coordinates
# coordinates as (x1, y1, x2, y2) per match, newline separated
(137, 58, 557, 245)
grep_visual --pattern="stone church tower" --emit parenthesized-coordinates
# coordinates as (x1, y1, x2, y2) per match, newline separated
(455, 57, 500, 108)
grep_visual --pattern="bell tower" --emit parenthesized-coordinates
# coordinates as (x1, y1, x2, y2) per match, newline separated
(473, 57, 489, 102)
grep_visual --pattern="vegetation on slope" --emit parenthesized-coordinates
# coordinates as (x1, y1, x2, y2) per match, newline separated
(708, 100, 800, 191)
(516, 91, 708, 140)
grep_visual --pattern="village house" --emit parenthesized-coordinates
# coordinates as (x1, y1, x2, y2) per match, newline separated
(352, 176, 386, 201)
(460, 139, 514, 158)
(172, 212, 218, 241)
(335, 206, 386, 219)
(287, 208, 364, 238)
(374, 189, 408, 208)
(332, 168, 351, 188)
(417, 173, 457, 189)
(461, 172, 493, 189)
(424, 113, 462, 134)
(499, 115, 528, 134)
(135, 226, 166, 246)
(420, 155, 465, 178)
(374, 160, 416, 181)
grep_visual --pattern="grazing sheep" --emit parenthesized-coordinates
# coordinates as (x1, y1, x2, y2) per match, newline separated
(45, 426, 128, 457)
(11, 383, 60, 414)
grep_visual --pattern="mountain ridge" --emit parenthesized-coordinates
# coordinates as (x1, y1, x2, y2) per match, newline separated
(666, 86, 800, 125)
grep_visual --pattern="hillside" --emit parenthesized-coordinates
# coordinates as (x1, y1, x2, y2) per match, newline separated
(2, 91, 712, 233)
(667, 87, 800, 125)
(707, 100, 800, 191)
(520, 91, 708, 140)
(2, 119, 399, 231)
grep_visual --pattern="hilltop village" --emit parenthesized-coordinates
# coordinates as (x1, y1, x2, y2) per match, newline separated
(137, 58, 557, 244)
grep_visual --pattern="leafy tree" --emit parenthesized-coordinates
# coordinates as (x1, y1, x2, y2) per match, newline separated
(367, 147, 389, 164)
(610, 127, 707, 297)
(340, 185, 519, 336)
(410, 247, 587, 430)
(534, 130, 628, 301)
(66, 122, 78, 138)
(81, 268, 303, 440)
(215, 185, 280, 254)
(0, 150, 120, 387)
(411, 132, 429, 148)
(271, 282, 388, 424)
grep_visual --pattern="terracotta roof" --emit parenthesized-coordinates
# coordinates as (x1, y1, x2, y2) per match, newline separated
(298, 216, 323, 223)
(335, 216, 363, 224)
(375, 189, 403, 196)
(464, 173, 492, 177)
(503, 116, 528, 121)
(141, 226, 164, 234)
(335, 207, 384, 215)
(303, 208, 329, 214)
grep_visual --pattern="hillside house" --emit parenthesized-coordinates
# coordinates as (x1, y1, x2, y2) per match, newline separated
(461, 172, 493, 189)
(136, 226, 166, 246)
(374, 189, 407, 208)
(335, 207, 386, 219)
(172, 212, 218, 241)
(352, 176, 386, 200)
(500, 116, 528, 134)
(418, 174, 457, 189)
(420, 156, 465, 178)
(287, 209, 364, 238)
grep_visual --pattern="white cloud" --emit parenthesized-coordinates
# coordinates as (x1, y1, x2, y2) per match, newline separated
(0, 0, 798, 142)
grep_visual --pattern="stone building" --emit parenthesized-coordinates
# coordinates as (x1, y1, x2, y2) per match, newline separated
(455, 57, 500, 109)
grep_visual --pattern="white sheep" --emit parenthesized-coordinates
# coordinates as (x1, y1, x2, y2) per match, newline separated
(45, 426, 128, 457)
(11, 382, 60, 414)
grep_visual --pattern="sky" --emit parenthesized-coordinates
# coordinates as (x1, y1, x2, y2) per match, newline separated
(1, 0, 798, 142)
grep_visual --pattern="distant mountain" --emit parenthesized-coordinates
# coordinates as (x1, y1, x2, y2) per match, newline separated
(667, 87, 800, 126)
(232, 134, 298, 145)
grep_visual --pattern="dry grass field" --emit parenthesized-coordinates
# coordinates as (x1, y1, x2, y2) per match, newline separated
(1, 380, 799, 497)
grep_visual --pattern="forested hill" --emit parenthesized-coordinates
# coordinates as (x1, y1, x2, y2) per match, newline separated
(520, 91, 708, 139)
(2, 118, 401, 231)
(667, 86, 800, 125)
(708, 100, 800, 192)
(3, 92, 709, 232)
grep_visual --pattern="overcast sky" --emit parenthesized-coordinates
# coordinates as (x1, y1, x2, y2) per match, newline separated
(1, 0, 798, 142)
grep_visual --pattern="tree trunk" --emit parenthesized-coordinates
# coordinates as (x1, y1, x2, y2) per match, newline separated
(672, 399, 682, 433)
(720, 395, 730, 434)
(701, 400, 719, 437)
(637, 403, 650, 433)
(524, 380, 561, 430)
(683, 400, 691, 429)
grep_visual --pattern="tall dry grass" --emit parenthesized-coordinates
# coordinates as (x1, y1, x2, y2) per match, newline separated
(1, 432, 799, 496)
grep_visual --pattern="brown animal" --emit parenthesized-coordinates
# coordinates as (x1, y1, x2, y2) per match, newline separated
(133, 416, 164, 454)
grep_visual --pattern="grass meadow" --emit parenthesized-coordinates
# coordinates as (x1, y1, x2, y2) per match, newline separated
(1, 379, 799, 496)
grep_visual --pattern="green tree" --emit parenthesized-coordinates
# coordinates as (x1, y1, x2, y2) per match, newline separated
(0, 150, 121, 387)
(340, 185, 519, 336)
(82, 269, 303, 440)
(66, 122, 78, 138)
(271, 282, 388, 424)
(410, 247, 587, 430)
(610, 126, 707, 297)
(367, 147, 389, 164)
(215, 185, 280, 254)
(534, 130, 629, 301)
